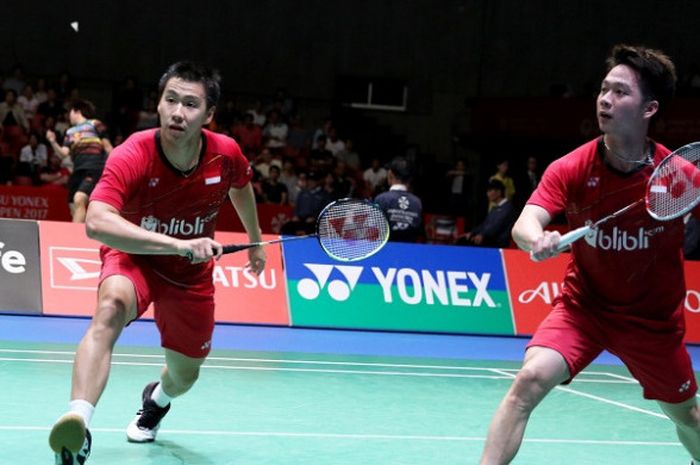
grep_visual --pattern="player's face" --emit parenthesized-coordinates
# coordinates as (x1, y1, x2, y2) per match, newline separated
(158, 78, 214, 142)
(597, 64, 657, 136)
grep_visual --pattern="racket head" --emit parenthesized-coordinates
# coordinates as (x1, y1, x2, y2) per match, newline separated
(315, 198, 390, 262)
(646, 141, 700, 220)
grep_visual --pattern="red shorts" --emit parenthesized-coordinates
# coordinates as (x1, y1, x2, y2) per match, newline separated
(528, 299, 697, 403)
(99, 248, 215, 358)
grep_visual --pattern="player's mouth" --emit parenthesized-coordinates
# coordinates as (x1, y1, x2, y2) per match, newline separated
(168, 124, 186, 132)
(598, 111, 612, 120)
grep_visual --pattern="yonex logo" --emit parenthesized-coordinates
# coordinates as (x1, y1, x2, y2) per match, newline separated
(398, 196, 410, 210)
(297, 264, 363, 301)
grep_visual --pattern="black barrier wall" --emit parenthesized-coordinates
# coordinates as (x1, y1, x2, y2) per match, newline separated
(0, 219, 42, 313)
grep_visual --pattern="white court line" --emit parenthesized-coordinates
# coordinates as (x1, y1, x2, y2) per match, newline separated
(490, 369, 669, 419)
(0, 348, 635, 383)
(0, 357, 511, 380)
(0, 425, 682, 446)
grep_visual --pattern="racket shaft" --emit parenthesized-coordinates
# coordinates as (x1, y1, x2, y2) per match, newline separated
(556, 226, 591, 251)
(221, 234, 315, 255)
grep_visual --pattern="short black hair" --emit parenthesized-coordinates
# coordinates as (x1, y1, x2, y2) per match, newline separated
(486, 179, 506, 195)
(389, 156, 413, 183)
(158, 61, 221, 110)
(68, 98, 96, 119)
(606, 44, 676, 118)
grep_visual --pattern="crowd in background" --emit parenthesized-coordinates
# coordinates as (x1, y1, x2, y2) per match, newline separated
(5, 62, 698, 254)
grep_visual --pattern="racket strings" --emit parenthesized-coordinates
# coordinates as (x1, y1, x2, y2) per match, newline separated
(317, 201, 389, 261)
(647, 143, 700, 220)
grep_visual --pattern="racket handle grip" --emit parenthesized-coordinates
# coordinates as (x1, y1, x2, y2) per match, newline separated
(529, 225, 591, 262)
(556, 226, 591, 251)
(222, 244, 255, 255)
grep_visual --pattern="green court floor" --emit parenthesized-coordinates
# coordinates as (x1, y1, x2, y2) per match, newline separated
(0, 340, 693, 464)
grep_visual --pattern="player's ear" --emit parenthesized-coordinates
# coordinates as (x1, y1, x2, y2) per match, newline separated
(643, 99, 659, 119)
(204, 105, 216, 125)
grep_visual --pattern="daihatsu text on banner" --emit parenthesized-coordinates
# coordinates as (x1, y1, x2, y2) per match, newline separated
(39, 221, 289, 325)
(284, 240, 514, 334)
(0, 219, 42, 313)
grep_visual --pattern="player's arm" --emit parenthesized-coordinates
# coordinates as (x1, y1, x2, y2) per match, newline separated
(229, 182, 266, 274)
(85, 200, 218, 262)
(512, 204, 563, 260)
(46, 130, 70, 158)
(101, 137, 113, 155)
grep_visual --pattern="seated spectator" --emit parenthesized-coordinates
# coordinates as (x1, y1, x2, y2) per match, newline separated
(233, 112, 263, 157)
(281, 171, 332, 235)
(363, 157, 388, 196)
(253, 148, 282, 179)
(309, 135, 334, 174)
(16, 132, 48, 183)
(0, 89, 29, 156)
(457, 179, 516, 248)
(39, 155, 71, 187)
(263, 109, 288, 154)
(285, 113, 310, 159)
(135, 97, 159, 130)
(325, 126, 346, 156)
(336, 138, 361, 173)
(261, 165, 288, 205)
(489, 158, 516, 207)
(18, 84, 39, 122)
(279, 159, 300, 205)
(37, 88, 64, 121)
(374, 157, 423, 243)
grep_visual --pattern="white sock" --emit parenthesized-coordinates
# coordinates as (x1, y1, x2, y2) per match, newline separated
(151, 382, 173, 408)
(69, 399, 95, 428)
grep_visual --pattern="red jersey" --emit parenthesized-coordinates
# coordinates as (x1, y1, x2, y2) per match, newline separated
(528, 137, 686, 320)
(90, 128, 253, 285)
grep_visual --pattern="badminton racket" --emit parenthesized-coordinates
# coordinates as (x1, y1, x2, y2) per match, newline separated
(189, 198, 390, 262)
(533, 141, 700, 260)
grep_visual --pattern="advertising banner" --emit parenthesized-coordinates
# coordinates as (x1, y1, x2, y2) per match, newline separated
(38, 221, 289, 325)
(0, 185, 71, 221)
(0, 219, 42, 313)
(284, 240, 514, 334)
(501, 248, 569, 335)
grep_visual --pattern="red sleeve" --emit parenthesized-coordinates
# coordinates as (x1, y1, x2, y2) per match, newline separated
(90, 140, 145, 210)
(527, 157, 570, 217)
(227, 138, 254, 189)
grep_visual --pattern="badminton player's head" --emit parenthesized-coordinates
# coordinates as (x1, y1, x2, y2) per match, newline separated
(388, 156, 413, 185)
(157, 61, 221, 143)
(598, 44, 676, 135)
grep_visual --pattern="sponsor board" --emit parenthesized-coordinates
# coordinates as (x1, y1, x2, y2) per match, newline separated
(39, 221, 289, 325)
(501, 248, 569, 335)
(0, 219, 42, 313)
(284, 240, 514, 334)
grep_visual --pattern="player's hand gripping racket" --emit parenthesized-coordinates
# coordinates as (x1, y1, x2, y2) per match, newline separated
(212, 198, 390, 262)
(533, 141, 700, 260)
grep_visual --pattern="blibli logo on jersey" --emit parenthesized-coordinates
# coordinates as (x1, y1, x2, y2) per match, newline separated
(140, 215, 205, 236)
(583, 223, 650, 251)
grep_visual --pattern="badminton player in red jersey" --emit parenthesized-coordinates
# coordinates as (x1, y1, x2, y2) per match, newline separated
(480, 45, 700, 465)
(49, 62, 266, 465)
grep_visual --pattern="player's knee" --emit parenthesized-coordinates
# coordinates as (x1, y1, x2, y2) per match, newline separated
(508, 367, 553, 409)
(93, 294, 131, 330)
(670, 404, 700, 430)
(169, 366, 200, 389)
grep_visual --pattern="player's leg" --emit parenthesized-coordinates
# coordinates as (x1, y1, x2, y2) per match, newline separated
(479, 346, 569, 465)
(658, 398, 700, 461)
(50, 274, 138, 462)
(127, 281, 215, 443)
(71, 190, 89, 223)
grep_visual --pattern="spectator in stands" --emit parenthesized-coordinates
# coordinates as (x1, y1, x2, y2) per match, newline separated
(233, 112, 263, 157)
(363, 157, 388, 196)
(3, 64, 26, 94)
(325, 126, 346, 156)
(46, 98, 113, 223)
(285, 113, 310, 159)
(0, 89, 30, 155)
(309, 135, 334, 174)
(312, 117, 333, 149)
(457, 179, 515, 248)
(246, 99, 266, 126)
(374, 157, 423, 243)
(34, 77, 48, 104)
(489, 158, 516, 208)
(279, 159, 300, 205)
(281, 171, 332, 235)
(135, 97, 159, 130)
(261, 164, 288, 205)
(17, 132, 48, 183)
(514, 155, 540, 209)
(18, 84, 39, 122)
(112, 76, 142, 136)
(39, 155, 71, 187)
(252, 147, 282, 179)
(336, 138, 361, 173)
(328, 160, 354, 200)
(446, 158, 469, 217)
(263, 109, 288, 154)
(37, 88, 64, 120)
